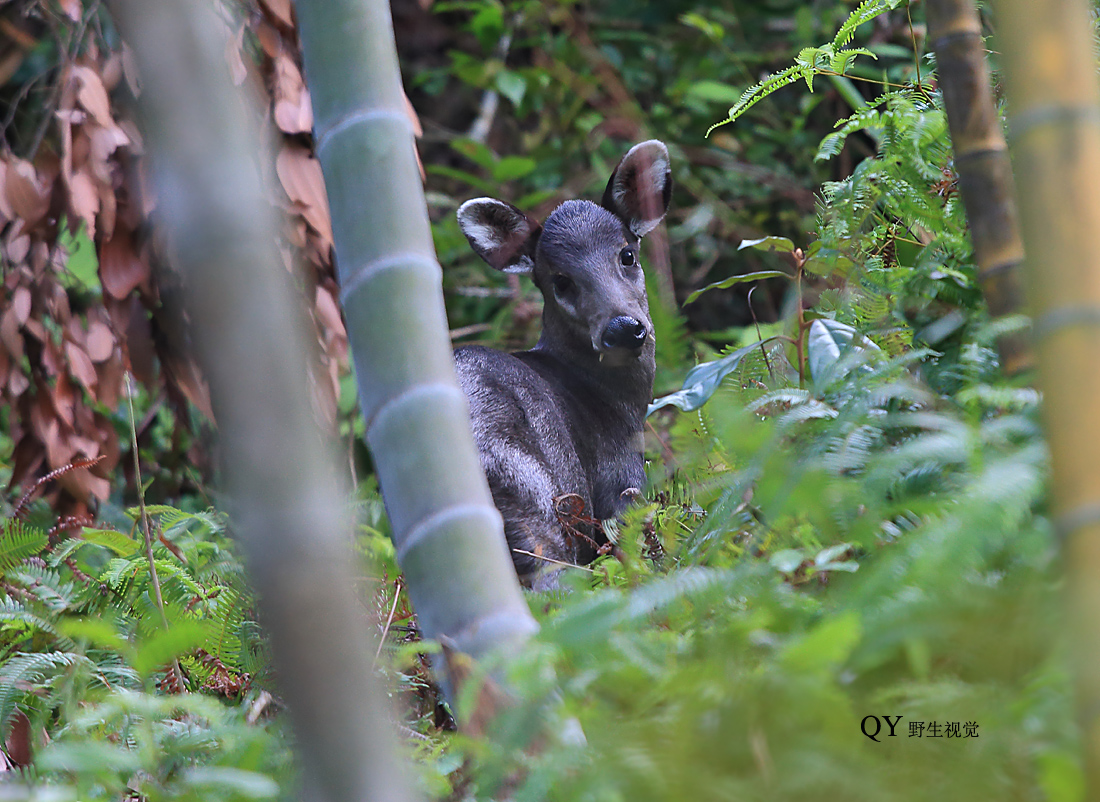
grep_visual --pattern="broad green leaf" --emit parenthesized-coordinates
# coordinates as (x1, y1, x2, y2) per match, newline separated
(81, 528, 140, 556)
(648, 340, 765, 415)
(806, 319, 880, 384)
(685, 81, 742, 105)
(495, 70, 527, 107)
(684, 270, 790, 305)
(37, 741, 142, 774)
(770, 549, 805, 574)
(738, 236, 795, 254)
(182, 767, 279, 799)
(133, 619, 209, 678)
(492, 156, 537, 182)
(56, 618, 130, 652)
(781, 611, 862, 673)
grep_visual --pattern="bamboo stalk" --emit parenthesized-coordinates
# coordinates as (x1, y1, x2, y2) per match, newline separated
(108, 1, 415, 800)
(997, 0, 1100, 792)
(292, 0, 538, 662)
(925, 0, 1030, 374)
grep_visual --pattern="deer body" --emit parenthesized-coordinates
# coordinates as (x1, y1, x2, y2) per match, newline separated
(454, 141, 671, 587)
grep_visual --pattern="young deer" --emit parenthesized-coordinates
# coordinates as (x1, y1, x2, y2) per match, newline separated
(454, 140, 671, 589)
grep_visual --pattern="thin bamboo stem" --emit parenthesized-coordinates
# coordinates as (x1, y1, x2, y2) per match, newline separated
(998, 0, 1100, 792)
(293, 0, 538, 666)
(926, 0, 1030, 375)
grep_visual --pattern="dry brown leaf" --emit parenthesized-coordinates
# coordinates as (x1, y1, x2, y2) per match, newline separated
(86, 321, 114, 362)
(226, 23, 247, 87)
(0, 160, 12, 221)
(72, 66, 114, 129)
(276, 145, 333, 252)
(5, 159, 48, 226)
(97, 180, 117, 241)
(11, 285, 31, 324)
(121, 43, 141, 96)
(101, 51, 123, 91)
(60, 465, 110, 502)
(0, 308, 23, 359)
(164, 355, 214, 420)
(51, 373, 76, 426)
(69, 170, 100, 239)
(404, 92, 423, 138)
(255, 19, 283, 59)
(23, 317, 45, 343)
(314, 285, 345, 339)
(98, 229, 149, 300)
(86, 123, 130, 167)
(66, 341, 97, 393)
(260, 0, 295, 28)
(95, 352, 123, 410)
(6, 232, 29, 263)
(59, 0, 82, 22)
(273, 56, 313, 134)
(8, 365, 28, 396)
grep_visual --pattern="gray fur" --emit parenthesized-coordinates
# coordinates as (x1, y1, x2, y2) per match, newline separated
(455, 141, 671, 586)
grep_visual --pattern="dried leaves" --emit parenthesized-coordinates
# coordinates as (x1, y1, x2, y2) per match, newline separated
(1, 1, 373, 512)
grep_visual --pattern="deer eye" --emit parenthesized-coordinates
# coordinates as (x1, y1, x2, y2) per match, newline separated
(551, 274, 575, 296)
(619, 247, 636, 267)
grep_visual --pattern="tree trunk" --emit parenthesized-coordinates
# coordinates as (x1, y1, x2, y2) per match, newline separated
(997, 0, 1100, 792)
(109, 2, 415, 800)
(292, 0, 538, 663)
(925, 0, 1030, 375)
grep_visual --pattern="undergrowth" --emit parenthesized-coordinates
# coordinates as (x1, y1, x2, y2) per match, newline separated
(0, 2, 1078, 801)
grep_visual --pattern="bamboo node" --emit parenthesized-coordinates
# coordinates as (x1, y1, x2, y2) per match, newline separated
(1054, 502, 1100, 542)
(1032, 305, 1100, 341)
(338, 251, 441, 303)
(315, 108, 415, 156)
(1008, 104, 1100, 143)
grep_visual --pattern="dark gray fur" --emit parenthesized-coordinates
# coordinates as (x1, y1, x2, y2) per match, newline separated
(454, 141, 671, 588)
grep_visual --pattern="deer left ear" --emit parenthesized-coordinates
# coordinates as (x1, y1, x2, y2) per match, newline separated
(601, 140, 672, 238)
(457, 198, 542, 275)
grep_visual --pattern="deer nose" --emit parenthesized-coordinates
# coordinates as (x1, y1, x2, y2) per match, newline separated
(601, 316, 648, 350)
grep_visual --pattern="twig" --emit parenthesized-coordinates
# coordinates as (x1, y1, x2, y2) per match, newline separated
(747, 286, 774, 381)
(26, 0, 102, 162)
(511, 549, 594, 572)
(126, 375, 172, 630)
(371, 582, 402, 669)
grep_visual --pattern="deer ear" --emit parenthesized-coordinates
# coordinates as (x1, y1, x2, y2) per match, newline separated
(457, 198, 542, 275)
(601, 140, 672, 238)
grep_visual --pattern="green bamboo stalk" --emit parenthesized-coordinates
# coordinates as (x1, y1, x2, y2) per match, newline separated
(926, 0, 1031, 375)
(108, 1, 415, 800)
(997, 0, 1100, 792)
(292, 0, 538, 661)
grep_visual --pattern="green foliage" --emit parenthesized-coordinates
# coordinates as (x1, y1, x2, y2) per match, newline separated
(398, 3, 1076, 800)
(0, 2, 1079, 800)
(0, 504, 283, 797)
(707, 0, 905, 134)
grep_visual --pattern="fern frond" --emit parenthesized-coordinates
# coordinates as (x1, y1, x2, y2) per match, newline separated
(832, 0, 903, 51)
(0, 596, 67, 643)
(8, 564, 78, 612)
(707, 65, 815, 134)
(0, 650, 95, 734)
(0, 520, 48, 577)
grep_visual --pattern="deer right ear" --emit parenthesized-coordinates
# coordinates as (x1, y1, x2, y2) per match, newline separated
(457, 198, 542, 275)
(601, 140, 672, 238)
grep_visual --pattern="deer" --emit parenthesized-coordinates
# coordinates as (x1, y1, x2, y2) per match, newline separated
(454, 140, 671, 590)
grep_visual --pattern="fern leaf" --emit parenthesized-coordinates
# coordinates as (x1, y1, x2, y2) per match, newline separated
(0, 651, 95, 735)
(0, 521, 48, 577)
(832, 0, 902, 51)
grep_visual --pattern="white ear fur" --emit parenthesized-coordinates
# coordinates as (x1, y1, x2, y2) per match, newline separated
(457, 198, 539, 274)
(602, 140, 672, 238)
